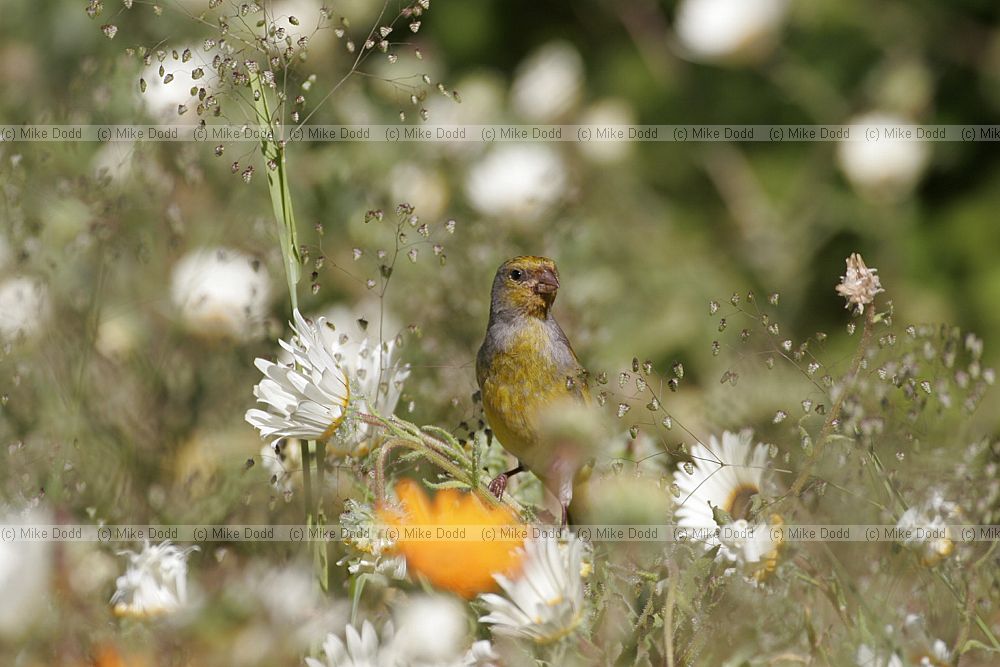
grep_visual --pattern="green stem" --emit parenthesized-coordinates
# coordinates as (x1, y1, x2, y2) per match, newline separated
(790, 307, 876, 496)
(249, 70, 300, 312)
(314, 438, 325, 512)
(300, 439, 313, 523)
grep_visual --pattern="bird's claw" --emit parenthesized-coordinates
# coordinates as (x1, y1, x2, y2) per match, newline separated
(488, 473, 508, 499)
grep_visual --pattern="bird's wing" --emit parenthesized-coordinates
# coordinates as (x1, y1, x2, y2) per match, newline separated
(550, 319, 590, 403)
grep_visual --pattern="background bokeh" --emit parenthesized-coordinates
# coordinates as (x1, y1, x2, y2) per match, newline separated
(1, 0, 999, 664)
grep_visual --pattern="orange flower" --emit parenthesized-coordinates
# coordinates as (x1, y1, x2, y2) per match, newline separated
(379, 479, 525, 599)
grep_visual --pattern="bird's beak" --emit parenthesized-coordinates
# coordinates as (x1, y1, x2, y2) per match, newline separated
(533, 269, 560, 295)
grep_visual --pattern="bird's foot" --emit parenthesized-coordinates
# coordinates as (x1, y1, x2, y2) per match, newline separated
(488, 473, 509, 499)
(487, 464, 523, 500)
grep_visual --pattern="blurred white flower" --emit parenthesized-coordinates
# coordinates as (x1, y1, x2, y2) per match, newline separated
(511, 41, 584, 121)
(138, 44, 215, 121)
(306, 610, 497, 667)
(837, 112, 930, 201)
(111, 541, 198, 619)
(0, 509, 52, 639)
(895, 491, 960, 566)
(0, 276, 51, 343)
(836, 253, 884, 315)
(246, 309, 351, 445)
(306, 620, 390, 667)
(479, 534, 586, 644)
(170, 247, 272, 340)
(922, 639, 951, 665)
(95, 313, 141, 359)
(266, 0, 334, 51)
(391, 595, 468, 665)
(242, 562, 347, 649)
(672, 430, 782, 578)
(465, 145, 568, 221)
(856, 644, 903, 667)
(675, 0, 789, 64)
(92, 141, 137, 185)
(390, 163, 450, 221)
(578, 98, 636, 164)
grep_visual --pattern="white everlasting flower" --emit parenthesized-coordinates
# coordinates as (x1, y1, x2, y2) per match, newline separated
(306, 620, 391, 667)
(0, 276, 51, 343)
(246, 310, 351, 445)
(170, 247, 271, 340)
(837, 112, 930, 201)
(836, 253, 884, 315)
(0, 509, 52, 639)
(465, 145, 568, 222)
(111, 541, 198, 619)
(511, 41, 584, 121)
(675, 0, 789, 64)
(895, 491, 960, 566)
(672, 430, 783, 579)
(479, 534, 586, 644)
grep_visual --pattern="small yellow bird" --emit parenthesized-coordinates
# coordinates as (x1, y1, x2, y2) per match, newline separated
(476, 256, 590, 525)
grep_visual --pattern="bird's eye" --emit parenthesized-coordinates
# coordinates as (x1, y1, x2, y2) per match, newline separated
(509, 269, 524, 281)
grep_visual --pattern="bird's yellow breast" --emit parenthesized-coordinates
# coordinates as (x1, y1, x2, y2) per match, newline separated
(478, 319, 576, 470)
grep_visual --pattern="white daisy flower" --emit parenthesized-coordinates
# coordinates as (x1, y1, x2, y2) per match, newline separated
(111, 541, 198, 619)
(479, 534, 586, 644)
(837, 111, 930, 201)
(836, 253, 884, 315)
(511, 41, 584, 122)
(0, 508, 52, 639)
(306, 620, 391, 667)
(675, 0, 789, 64)
(0, 276, 51, 343)
(170, 247, 272, 340)
(465, 145, 568, 223)
(672, 430, 783, 579)
(246, 309, 351, 445)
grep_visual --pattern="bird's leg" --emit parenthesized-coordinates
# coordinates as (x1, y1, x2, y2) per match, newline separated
(488, 463, 524, 499)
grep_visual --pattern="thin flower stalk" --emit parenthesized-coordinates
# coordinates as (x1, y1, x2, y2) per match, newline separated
(790, 306, 876, 496)
(249, 69, 301, 311)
